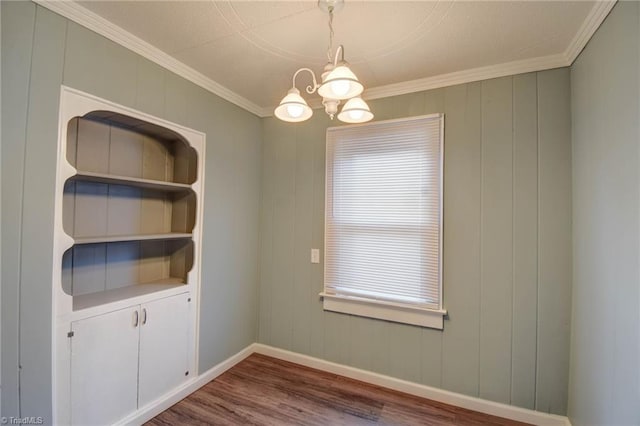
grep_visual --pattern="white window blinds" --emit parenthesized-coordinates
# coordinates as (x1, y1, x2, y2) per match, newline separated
(324, 114, 443, 313)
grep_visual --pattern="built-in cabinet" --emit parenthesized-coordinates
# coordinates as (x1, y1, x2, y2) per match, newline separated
(53, 87, 205, 425)
(70, 293, 190, 425)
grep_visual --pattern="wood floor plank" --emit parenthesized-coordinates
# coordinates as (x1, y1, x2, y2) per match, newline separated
(145, 354, 531, 426)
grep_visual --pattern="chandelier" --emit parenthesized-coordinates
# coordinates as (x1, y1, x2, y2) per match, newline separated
(274, 0, 374, 124)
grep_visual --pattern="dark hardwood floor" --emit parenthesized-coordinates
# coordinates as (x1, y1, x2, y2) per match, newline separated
(146, 353, 531, 426)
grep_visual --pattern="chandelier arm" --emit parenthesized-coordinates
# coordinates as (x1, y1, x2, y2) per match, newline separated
(333, 45, 345, 66)
(292, 67, 320, 94)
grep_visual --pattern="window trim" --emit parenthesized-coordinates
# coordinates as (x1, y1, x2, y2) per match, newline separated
(321, 114, 446, 329)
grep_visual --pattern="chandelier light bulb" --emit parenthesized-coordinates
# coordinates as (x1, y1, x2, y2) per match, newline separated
(331, 80, 350, 97)
(337, 96, 374, 123)
(318, 64, 363, 100)
(287, 104, 304, 118)
(274, 88, 313, 122)
(348, 109, 364, 120)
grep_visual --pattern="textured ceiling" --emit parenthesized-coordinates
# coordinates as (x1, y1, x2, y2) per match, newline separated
(76, 1, 597, 110)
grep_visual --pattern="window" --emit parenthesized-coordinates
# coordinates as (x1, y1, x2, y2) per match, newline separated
(322, 114, 446, 329)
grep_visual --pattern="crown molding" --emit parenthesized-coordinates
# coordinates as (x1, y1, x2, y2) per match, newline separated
(259, 53, 568, 118)
(564, 1, 616, 64)
(260, 1, 615, 118)
(37, 0, 613, 119)
(365, 53, 569, 102)
(34, 0, 264, 117)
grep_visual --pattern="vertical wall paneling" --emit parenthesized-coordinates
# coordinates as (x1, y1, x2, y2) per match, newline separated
(135, 58, 166, 119)
(511, 73, 539, 409)
(291, 123, 315, 355)
(183, 85, 261, 367)
(164, 71, 189, 127)
(63, 23, 106, 100)
(568, 4, 640, 423)
(348, 315, 389, 374)
(387, 322, 422, 383)
(441, 82, 482, 396)
(1, 1, 580, 417)
(1, 1, 36, 417)
(366, 97, 395, 123)
(390, 91, 426, 119)
(479, 77, 514, 405)
(258, 119, 278, 344)
(417, 88, 445, 388)
(18, 6, 67, 418)
(230, 106, 262, 353)
(309, 115, 330, 358)
(323, 312, 351, 366)
(64, 23, 138, 110)
(1, 0, 3, 410)
(536, 68, 572, 415)
(269, 122, 297, 350)
(101, 39, 138, 109)
(259, 69, 571, 414)
(2, 4, 263, 420)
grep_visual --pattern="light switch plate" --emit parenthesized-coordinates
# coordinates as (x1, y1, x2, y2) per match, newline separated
(311, 249, 320, 264)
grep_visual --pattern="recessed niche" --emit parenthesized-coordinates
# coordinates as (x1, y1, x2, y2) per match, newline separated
(66, 114, 198, 185)
(62, 180, 196, 239)
(61, 239, 194, 309)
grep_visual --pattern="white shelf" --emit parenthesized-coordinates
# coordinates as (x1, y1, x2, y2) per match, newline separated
(72, 171, 192, 192)
(74, 233, 192, 245)
(73, 278, 186, 312)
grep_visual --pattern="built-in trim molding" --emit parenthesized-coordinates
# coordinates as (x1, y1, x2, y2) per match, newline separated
(116, 344, 255, 426)
(36, 0, 612, 120)
(252, 344, 572, 426)
(33, 0, 264, 117)
(115, 343, 571, 426)
(320, 292, 446, 329)
(563, 1, 616, 64)
(358, 54, 568, 104)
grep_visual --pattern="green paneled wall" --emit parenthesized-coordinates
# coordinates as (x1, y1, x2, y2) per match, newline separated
(569, 2, 640, 425)
(0, 0, 586, 421)
(1, 1, 36, 416)
(259, 69, 573, 415)
(1, 2, 262, 421)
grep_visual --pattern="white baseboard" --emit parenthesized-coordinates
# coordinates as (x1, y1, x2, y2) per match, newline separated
(115, 342, 572, 426)
(116, 344, 255, 426)
(252, 343, 572, 426)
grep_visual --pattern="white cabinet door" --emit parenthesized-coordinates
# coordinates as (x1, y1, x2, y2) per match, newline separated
(138, 293, 190, 407)
(70, 306, 140, 426)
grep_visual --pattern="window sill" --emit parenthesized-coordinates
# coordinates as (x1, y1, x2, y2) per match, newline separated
(319, 292, 447, 330)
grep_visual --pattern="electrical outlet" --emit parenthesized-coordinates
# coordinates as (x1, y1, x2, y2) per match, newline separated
(311, 249, 320, 264)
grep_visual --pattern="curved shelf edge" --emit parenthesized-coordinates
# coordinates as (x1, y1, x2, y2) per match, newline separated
(71, 170, 193, 192)
(73, 233, 192, 245)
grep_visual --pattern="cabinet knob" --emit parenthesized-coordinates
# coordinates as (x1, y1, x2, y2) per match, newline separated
(142, 308, 148, 325)
(133, 310, 139, 327)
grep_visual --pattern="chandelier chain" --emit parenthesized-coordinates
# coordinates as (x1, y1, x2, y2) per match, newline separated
(327, 7, 334, 62)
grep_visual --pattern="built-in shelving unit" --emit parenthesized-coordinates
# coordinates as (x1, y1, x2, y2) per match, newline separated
(60, 115, 199, 310)
(53, 87, 205, 425)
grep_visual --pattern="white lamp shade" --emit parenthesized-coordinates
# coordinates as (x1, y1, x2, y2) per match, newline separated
(337, 97, 374, 123)
(318, 65, 364, 100)
(274, 88, 313, 122)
